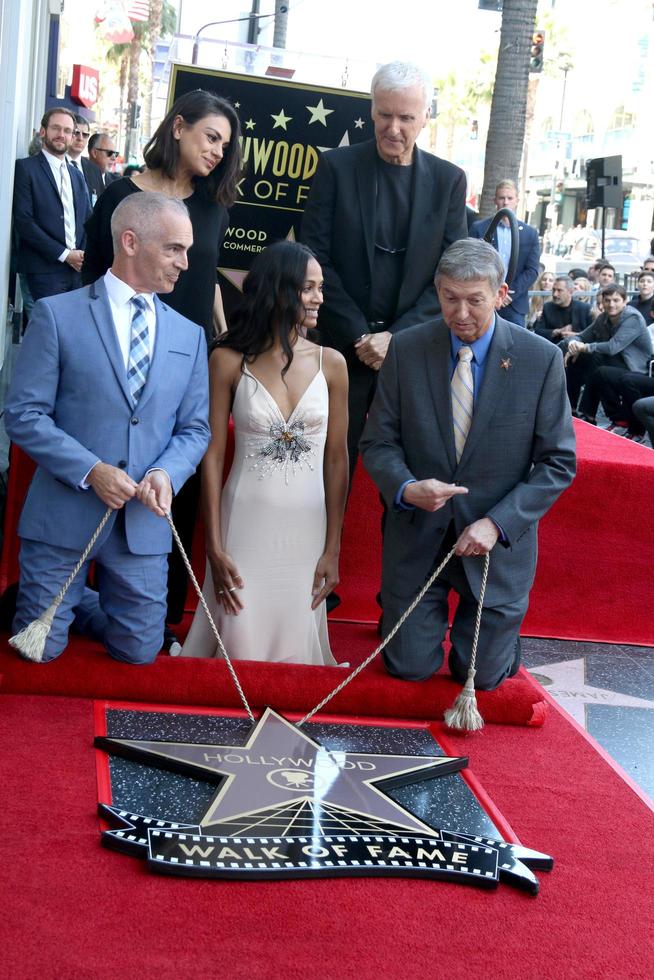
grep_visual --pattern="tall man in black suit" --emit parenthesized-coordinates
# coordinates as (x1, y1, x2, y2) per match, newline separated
(301, 60, 468, 479)
(13, 107, 92, 301)
(470, 180, 540, 327)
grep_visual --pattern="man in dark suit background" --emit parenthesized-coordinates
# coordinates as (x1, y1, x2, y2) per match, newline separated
(360, 239, 576, 690)
(66, 113, 98, 205)
(86, 132, 119, 203)
(13, 107, 91, 301)
(301, 60, 468, 479)
(470, 179, 540, 327)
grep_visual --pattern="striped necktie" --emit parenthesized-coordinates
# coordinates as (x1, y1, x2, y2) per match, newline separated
(127, 295, 151, 403)
(451, 345, 474, 463)
(59, 162, 76, 251)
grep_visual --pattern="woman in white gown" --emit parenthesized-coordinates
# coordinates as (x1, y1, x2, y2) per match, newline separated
(182, 241, 349, 664)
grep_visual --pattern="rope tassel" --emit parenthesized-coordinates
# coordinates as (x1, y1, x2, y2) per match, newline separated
(9, 507, 113, 663)
(444, 552, 490, 731)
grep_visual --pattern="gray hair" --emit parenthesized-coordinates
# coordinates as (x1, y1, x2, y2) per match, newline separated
(555, 275, 575, 291)
(111, 192, 190, 252)
(370, 61, 433, 109)
(435, 239, 505, 292)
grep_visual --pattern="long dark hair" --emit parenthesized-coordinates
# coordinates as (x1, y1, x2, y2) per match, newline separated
(143, 90, 242, 207)
(215, 241, 317, 378)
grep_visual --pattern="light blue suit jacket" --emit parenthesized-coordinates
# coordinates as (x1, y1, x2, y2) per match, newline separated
(5, 278, 210, 556)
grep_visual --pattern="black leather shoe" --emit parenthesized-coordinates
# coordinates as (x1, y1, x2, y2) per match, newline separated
(326, 592, 341, 613)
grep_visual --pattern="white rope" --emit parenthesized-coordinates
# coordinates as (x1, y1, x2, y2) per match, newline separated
(165, 513, 255, 725)
(296, 546, 459, 726)
(171, 515, 492, 732)
(9, 506, 114, 661)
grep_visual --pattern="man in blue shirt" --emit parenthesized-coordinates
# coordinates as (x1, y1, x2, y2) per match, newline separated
(470, 180, 540, 327)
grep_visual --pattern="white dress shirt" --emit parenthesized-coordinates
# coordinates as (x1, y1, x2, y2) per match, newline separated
(41, 147, 74, 263)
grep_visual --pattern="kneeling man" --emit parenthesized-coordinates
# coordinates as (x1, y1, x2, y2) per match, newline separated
(360, 239, 576, 689)
(5, 192, 210, 663)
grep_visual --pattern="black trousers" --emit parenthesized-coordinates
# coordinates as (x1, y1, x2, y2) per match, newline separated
(615, 372, 654, 434)
(580, 364, 630, 421)
(565, 351, 615, 415)
(166, 467, 201, 623)
(346, 358, 379, 483)
(26, 267, 81, 301)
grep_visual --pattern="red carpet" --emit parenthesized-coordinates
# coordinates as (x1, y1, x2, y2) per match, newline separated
(337, 419, 654, 645)
(1, 692, 653, 978)
(0, 626, 547, 728)
(3, 420, 653, 646)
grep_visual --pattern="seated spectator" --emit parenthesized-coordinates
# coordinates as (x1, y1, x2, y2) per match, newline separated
(527, 270, 554, 327)
(629, 271, 654, 330)
(534, 275, 591, 343)
(573, 276, 592, 301)
(633, 397, 654, 445)
(643, 256, 654, 274)
(561, 283, 652, 421)
(605, 372, 654, 442)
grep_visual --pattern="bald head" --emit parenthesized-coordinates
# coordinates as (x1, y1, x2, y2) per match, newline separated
(110, 192, 193, 295)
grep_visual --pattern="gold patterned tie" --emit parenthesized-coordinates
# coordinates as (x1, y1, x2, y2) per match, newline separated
(451, 345, 474, 463)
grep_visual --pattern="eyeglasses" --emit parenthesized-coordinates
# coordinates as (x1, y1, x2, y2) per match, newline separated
(97, 149, 119, 158)
(73, 129, 90, 139)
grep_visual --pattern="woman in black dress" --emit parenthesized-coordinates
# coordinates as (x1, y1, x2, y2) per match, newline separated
(82, 90, 243, 643)
(82, 88, 242, 342)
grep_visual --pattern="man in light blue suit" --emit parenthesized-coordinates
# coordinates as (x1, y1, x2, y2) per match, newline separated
(470, 180, 540, 327)
(5, 193, 210, 664)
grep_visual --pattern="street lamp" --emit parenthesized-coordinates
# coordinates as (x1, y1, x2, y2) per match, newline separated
(192, 10, 286, 65)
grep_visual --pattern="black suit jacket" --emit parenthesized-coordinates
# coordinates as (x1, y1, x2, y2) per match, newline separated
(13, 153, 91, 274)
(300, 139, 467, 350)
(81, 157, 117, 202)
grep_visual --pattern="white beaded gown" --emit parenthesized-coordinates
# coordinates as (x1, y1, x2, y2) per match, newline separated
(182, 349, 337, 665)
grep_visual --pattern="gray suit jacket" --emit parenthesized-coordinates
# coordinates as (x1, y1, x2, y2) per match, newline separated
(5, 278, 210, 556)
(360, 315, 576, 605)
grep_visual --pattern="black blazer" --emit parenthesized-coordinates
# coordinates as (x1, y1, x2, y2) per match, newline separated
(300, 139, 467, 350)
(13, 152, 91, 274)
(82, 157, 118, 203)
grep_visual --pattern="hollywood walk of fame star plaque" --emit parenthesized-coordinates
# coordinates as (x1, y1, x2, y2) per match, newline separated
(95, 707, 552, 893)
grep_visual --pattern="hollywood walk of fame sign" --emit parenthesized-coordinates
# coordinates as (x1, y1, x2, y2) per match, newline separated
(95, 708, 552, 892)
(168, 64, 371, 315)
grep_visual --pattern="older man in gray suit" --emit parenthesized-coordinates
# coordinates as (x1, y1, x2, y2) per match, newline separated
(360, 239, 576, 690)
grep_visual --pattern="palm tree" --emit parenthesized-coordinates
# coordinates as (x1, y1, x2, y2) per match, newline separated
(106, 0, 176, 160)
(478, 0, 539, 216)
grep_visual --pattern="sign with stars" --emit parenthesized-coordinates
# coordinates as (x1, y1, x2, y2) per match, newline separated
(95, 706, 553, 891)
(168, 64, 371, 313)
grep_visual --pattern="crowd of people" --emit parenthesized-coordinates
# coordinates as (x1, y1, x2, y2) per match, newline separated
(5, 57, 648, 688)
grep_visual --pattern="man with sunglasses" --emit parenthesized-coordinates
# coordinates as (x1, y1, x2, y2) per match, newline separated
(86, 132, 119, 202)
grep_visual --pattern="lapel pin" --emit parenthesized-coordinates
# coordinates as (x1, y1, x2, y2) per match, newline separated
(500, 357, 512, 371)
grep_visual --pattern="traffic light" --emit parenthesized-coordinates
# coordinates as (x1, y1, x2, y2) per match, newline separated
(530, 31, 545, 72)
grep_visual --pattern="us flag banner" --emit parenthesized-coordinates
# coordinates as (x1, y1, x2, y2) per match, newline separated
(169, 64, 371, 311)
(127, 0, 150, 22)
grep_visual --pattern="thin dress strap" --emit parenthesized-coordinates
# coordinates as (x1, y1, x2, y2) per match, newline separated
(319, 346, 323, 371)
